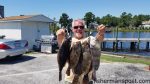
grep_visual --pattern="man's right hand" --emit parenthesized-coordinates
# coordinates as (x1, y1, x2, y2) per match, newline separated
(56, 29, 66, 47)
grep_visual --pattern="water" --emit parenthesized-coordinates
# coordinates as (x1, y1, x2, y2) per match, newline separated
(91, 32, 150, 50)
(91, 32, 150, 38)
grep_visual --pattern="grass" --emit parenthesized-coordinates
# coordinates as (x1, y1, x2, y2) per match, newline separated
(101, 54, 150, 65)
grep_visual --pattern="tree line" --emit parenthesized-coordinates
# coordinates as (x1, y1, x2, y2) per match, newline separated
(50, 12, 150, 33)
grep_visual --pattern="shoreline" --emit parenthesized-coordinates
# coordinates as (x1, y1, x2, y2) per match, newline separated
(101, 51, 150, 58)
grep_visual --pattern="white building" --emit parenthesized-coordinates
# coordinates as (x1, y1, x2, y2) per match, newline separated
(0, 14, 54, 49)
(142, 20, 150, 28)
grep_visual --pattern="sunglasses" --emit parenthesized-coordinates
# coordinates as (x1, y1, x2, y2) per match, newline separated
(73, 26, 84, 29)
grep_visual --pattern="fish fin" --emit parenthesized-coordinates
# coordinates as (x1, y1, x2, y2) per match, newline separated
(59, 71, 62, 81)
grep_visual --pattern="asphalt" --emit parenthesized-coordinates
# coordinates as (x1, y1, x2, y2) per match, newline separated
(0, 52, 150, 84)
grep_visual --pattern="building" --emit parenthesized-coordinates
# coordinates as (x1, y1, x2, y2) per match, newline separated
(142, 20, 150, 28)
(0, 5, 4, 18)
(0, 14, 54, 49)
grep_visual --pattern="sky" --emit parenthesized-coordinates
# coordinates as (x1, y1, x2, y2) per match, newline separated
(0, 0, 150, 21)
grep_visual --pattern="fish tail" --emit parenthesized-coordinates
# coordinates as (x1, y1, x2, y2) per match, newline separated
(59, 71, 62, 81)
(92, 71, 97, 82)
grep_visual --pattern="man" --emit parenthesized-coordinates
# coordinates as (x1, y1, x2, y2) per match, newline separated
(56, 19, 105, 84)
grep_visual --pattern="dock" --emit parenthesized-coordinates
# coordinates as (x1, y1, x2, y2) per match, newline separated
(104, 38, 150, 42)
(102, 38, 150, 52)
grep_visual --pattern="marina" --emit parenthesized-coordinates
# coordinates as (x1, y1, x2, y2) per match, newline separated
(91, 31, 150, 52)
(101, 38, 150, 52)
(104, 38, 150, 42)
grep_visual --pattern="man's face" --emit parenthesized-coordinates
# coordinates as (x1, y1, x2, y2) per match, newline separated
(72, 21, 85, 39)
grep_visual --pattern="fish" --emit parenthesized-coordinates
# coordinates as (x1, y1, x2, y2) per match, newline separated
(90, 48, 101, 81)
(57, 37, 72, 81)
(57, 36, 101, 83)
(68, 38, 93, 84)
(66, 41, 82, 76)
(81, 38, 92, 75)
(79, 38, 93, 83)
(67, 41, 83, 84)
(81, 36, 101, 82)
(89, 36, 101, 81)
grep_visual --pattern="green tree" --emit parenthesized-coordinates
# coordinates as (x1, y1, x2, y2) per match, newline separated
(59, 13, 72, 28)
(101, 14, 113, 26)
(111, 16, 119, 27)
(59, 13, 73, 34)
(131, 15, 141, 27)
(49, 17, 60, 34)
(84, 12, 95, 28)
(100, 14, 119, 27)
(95, 17, 101, 24)
(131, 14, 150, 27)
(119, 12, 132, 27)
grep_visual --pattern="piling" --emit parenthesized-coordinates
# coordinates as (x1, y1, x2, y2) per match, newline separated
(115, 27, 118, 52)
(102, 42, 106, 50)
(146, 42, 149, 51)
(120, 42, 123, 51)
(130, 42, 136, 51)
(137, 27, 141, 52)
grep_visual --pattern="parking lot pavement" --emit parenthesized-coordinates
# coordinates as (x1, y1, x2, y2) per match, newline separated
(0, 53, 150, 84)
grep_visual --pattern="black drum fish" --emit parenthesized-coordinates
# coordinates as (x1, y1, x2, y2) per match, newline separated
(57, 37, 72, 81)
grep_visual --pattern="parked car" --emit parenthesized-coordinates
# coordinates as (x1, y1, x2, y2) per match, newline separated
(0, 39, 28, 59)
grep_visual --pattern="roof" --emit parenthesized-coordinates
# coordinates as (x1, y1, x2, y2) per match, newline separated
(142, 20, 150, 25)
(0, 15, 54, 22)
(0, 15, 34, 21)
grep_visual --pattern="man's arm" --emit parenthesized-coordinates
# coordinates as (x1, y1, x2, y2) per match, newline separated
(96, 24, 105, 42)
(56, 29, 66, 47)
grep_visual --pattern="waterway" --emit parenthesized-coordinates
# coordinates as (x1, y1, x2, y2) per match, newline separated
(91, 32, 150, 50)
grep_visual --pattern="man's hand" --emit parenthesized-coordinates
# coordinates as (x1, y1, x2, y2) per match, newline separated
(96, 24, 105, 41)
(56, 29, 66, 47)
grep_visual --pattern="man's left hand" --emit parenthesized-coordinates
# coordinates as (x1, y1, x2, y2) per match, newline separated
(96, 24, 105, 41)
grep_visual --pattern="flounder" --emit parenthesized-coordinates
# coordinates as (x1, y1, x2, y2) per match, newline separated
(57, 37, 72, 81)
(57, 36, 101, 83)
